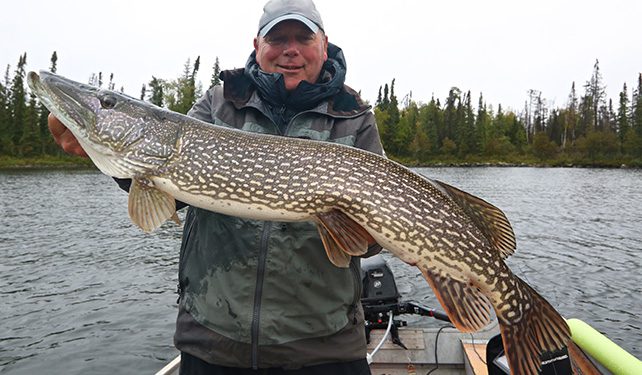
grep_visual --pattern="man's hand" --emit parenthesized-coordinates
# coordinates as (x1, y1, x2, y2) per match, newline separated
(48, 113, 88, 157)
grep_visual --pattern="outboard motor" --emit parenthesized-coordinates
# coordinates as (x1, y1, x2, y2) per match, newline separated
(360, 255, 450, 349)
(361, 254, 401, 306)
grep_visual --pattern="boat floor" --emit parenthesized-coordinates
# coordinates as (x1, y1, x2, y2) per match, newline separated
(156, 321, 499, 375)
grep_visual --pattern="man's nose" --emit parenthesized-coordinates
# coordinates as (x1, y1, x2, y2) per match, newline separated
(282, 41, 300, 57)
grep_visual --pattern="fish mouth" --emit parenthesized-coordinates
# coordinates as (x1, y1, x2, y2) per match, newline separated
(27, 71, 100, 138)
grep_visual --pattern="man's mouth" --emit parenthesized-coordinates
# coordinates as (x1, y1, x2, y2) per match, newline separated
(278, 64, 303, 72)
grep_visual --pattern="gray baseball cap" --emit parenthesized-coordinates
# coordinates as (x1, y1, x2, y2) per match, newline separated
(258, 0, 324, 37)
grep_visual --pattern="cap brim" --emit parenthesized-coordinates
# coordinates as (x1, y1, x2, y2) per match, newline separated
(259, 14, 319, 36)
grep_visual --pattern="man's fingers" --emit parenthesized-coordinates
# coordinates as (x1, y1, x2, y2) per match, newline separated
(47, 113, 89, 157)
(47, 113, 67, 139)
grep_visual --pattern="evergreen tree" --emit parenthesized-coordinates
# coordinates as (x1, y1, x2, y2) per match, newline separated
(49, 51, 58, 73)
(475, 94, 493, 154)
(632, 73, 642, 137)
(547, 109, 563, 146)
(563, 82, 578, 147)
(0, 64, 10, 154)
(10, 53, 28, 155)
(377, 80, 399, 153)
(210, 57, 221, 88)
(625, 73, 642, 157)
(393, 101, 417, 156)
(584, 59, 607, 131)
(140, 84, 147, 100)
(617, 83, 630, 148)
(456, 91, 475, 156)
(380, 84, 390, 109)
(166, 57, 202, 114)
(108, 73, 115, 91)
(419, 96, 441, 155)
(38, 51, 59, 154)
(21, 91, 41, 156)
(442, 87, 461, 151)
(148, 76, 164, 107)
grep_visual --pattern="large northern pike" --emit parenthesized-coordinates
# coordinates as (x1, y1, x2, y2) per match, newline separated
(28, 70, 570, 374)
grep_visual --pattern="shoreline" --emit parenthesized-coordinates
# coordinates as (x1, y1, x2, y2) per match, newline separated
(1, 156, 639, 170)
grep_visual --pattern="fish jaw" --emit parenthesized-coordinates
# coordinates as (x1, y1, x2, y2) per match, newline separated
(27, 71, 100, 143)
(27, 71, 178, 178)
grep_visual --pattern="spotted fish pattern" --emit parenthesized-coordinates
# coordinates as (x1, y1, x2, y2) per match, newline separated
(28, 70, 570, 375)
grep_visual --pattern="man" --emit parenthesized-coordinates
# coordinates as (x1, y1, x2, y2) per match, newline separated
(48, 0, 384, 373)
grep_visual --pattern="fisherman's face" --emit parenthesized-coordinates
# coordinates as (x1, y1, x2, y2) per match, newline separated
(254, 20, 328, 91)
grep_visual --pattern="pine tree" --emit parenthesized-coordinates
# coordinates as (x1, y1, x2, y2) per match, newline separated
(38, 51, 59, 154)
(140, 84, 147, 100)
(443, 87, 461, 150)
(563, 82, 578, 148)
(475, 94, 493, 154)
(210, 57, 221, 88)
(617, 83, 630, 148)
(0, 64, 10, 154)
(632, 73, 642, 137)
(21, 91, 41, 156)
(166, 57, 202, 114)
(49, 51, 58, 73)
(584, 59, 607, 131)
(625, 73, 642, 157)
(148, 76, 164, 107)
(10, 53, 28, 155)
(108, 73, 115, 91)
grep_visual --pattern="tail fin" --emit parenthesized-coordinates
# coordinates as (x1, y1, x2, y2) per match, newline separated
(500, 276, 571, 375)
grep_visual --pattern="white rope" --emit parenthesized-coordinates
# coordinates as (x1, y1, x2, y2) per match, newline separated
(366, 311, 394, 365)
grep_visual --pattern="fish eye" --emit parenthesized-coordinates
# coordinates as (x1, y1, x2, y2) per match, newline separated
(100, 94, 118, 109)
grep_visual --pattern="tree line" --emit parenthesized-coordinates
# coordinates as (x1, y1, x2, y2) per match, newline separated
(1, 52, 641, 167)
(375, 60, 642, 166)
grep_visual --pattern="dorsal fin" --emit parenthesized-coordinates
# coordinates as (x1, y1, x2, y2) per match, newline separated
(432, 180, 516, 259)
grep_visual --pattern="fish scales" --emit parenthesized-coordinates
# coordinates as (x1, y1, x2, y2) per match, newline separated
(28, 70, 570, 375)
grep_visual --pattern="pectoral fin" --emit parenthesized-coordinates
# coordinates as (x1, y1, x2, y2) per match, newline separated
(316, 223, 352, 268)
(128, 178, 177, 232)
(315, 210, 371, 268)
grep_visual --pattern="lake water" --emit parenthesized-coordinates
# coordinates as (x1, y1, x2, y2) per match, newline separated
(1, 167, 640, 374)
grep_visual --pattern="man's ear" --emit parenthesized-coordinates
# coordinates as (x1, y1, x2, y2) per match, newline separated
(253, 37, 260, 53)
(323, 34, 329, 61)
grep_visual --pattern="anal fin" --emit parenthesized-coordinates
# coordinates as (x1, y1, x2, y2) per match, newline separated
(128, 178, 177, 232)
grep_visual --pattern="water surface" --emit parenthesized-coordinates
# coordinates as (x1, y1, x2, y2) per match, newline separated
(1, 168, 640, 373)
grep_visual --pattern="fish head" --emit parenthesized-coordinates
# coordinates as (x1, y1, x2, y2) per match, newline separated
(27, 70, 178, 178)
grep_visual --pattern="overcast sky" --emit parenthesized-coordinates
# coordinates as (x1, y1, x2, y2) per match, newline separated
(3, 0, 640, 112)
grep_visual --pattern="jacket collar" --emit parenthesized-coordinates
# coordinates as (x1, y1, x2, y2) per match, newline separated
(219, 43, 370, 118)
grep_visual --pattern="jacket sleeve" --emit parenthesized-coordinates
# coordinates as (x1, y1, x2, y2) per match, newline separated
(187, 86, 217, 123)
(353, 111, 385, 157)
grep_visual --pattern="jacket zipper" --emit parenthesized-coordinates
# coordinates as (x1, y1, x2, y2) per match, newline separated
(251, 221, 272, 369)
(349, 259, 363, 324)
(176, 208, 196, 304)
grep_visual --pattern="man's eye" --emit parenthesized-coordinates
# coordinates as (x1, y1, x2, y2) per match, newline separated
(298, 35, 315, 43)
(267, 37, 286, 45)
